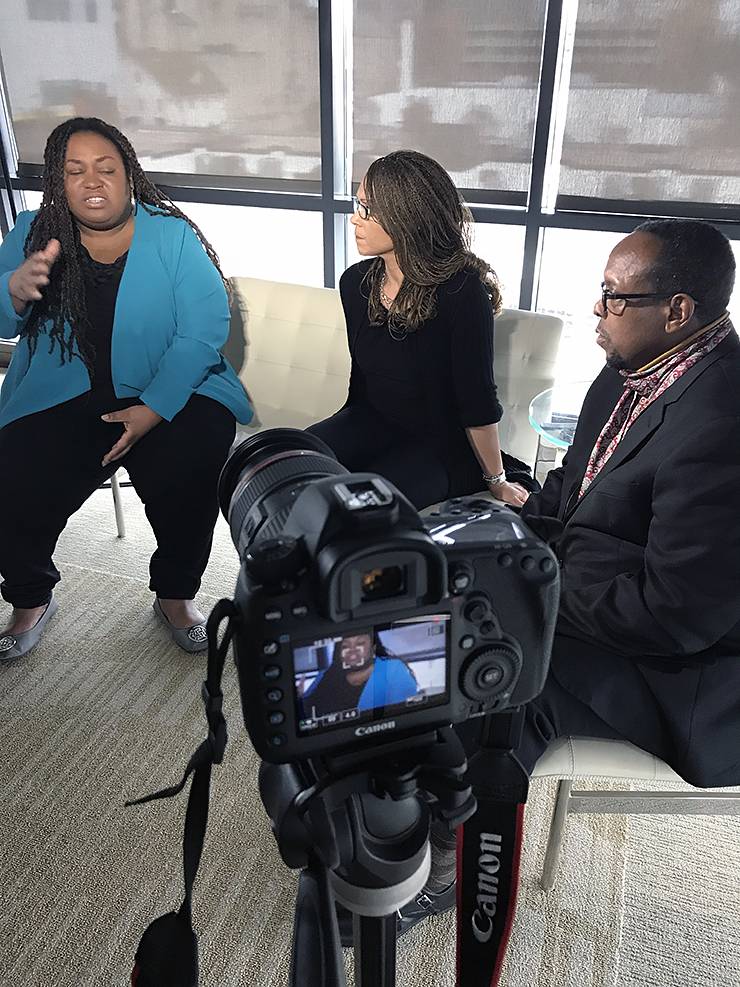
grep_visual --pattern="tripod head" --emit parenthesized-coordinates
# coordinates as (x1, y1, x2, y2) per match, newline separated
(259, 727, 476, 987)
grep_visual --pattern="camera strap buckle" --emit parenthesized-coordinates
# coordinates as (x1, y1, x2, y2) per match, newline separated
(201, 681, 227, 765)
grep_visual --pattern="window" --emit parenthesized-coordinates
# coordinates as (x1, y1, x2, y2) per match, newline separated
(469, 223, 526, 311)
(343, 217, 524, 310)
(1, 0, 321, 183)
(536, 228, 624, 384)
(558, 0, 740, 205)
(352, 0, 547, 194)
(178, 201, 324, 287)
(26, 0, 70, 20)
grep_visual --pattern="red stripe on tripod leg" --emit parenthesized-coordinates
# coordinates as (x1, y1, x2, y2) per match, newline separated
(456, 822, 464, 985)
(490, 803, 526, 987)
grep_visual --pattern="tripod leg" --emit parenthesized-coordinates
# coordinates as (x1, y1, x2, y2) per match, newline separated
(290, 865, 346, 987)
(353, 914, 396, 987)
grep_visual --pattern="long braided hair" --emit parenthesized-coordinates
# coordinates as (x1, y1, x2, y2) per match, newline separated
(23, 116, 228, 369)
(361, 150, 502, 329)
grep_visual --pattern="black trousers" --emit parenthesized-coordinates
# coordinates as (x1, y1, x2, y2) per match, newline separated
(0, 393, 236, 609)
(308, 403, 469, 510)
(456, 663, 627, 775)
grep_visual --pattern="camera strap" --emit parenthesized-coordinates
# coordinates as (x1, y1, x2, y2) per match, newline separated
(456, 712, 529, 987)
(127, 599, 237, 987)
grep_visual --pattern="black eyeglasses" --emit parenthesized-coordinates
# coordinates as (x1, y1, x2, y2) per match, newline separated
(600, 282, 700, 317)
(353, 196, 371, 221)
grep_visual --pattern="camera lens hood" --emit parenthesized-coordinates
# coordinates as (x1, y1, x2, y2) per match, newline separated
(218, 428, 337, 519)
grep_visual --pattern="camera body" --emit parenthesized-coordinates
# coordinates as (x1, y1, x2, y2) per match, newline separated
(229, 469, 559, 764)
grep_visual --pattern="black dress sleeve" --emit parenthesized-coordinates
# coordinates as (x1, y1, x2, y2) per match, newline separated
(338, 261, 372, 405)
(442, 272, 503, 427)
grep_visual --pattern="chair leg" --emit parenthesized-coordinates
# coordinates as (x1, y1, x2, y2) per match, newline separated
(541, 779, 572, 892)
(110, 471, 126, 539)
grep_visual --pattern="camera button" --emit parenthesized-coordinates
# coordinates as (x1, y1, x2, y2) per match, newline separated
(498, 553, 513, 567)
(262, 665, 281, 681)
(264, 607, 283, 621)
(291, 603, 309, 618)
(268, 711, 285, 726)
(268, 733, 287, 747)
(450, 565, 473, 592)
(478, 666, 504, 688)
(460, 634, 476, 650)
(464, 600, 487, 623)
(262, 640, 280, 656)
(265, 688, 283, 703)
(521, 555, 536, 571)
(540, 557, 556, 574)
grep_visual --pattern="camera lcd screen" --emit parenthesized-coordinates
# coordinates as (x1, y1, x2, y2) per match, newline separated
(293, 615, 449, 735)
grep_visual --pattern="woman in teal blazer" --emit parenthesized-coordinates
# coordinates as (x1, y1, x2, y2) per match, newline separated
(0, 117, 252, 660)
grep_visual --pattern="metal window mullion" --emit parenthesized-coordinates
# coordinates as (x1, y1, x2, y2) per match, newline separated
(0, 57, 18, 230)
(329, 0, 353, 286)
(318, 0, 336, 288)
(519, 0, 565, 311)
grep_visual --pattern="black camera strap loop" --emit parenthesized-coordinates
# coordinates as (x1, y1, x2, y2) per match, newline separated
(127, 599, 238, 987)
(456, 711, 529, 987)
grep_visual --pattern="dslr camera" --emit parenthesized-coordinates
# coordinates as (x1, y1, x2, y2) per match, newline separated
(218, 429, 559, 764)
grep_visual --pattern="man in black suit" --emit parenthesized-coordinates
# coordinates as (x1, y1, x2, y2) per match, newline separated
(516, 218, 740, 789)
(400, 219, 739, 933)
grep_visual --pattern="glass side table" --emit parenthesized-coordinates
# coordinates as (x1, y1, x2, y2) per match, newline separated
(529, 381, 592, 476)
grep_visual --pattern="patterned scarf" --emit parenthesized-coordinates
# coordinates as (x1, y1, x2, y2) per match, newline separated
(579, 313, 733, 497)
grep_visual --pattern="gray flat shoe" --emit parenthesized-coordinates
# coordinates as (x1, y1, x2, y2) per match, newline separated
(153, 598, 208, 654)
(0, 596, 59, 662)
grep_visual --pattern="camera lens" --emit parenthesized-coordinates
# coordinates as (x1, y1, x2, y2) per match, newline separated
(218, 428, 347, 559)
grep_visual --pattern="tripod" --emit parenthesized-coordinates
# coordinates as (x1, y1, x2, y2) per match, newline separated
(259, 727, 477, 987)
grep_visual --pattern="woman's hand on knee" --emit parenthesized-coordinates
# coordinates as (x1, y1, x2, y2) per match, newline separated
(101, 405, 163, 466)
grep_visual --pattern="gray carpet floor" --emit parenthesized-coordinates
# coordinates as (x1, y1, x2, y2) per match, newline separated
(0, 485, 738, 986)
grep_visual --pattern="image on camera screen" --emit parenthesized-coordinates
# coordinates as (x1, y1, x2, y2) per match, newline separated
(293, 615, 449, 735)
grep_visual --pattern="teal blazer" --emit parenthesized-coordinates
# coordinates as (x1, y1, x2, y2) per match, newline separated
(0, 206, 253, 429)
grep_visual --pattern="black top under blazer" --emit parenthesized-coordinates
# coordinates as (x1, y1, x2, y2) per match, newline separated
(523, 331, 740, 786)
(340, 261, 504, 478)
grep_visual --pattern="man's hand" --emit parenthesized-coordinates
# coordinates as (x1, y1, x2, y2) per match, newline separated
(101, 405, 163, 466)
(8, 239, 61, 314)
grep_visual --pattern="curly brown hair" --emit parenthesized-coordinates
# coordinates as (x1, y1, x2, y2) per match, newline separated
(23, 116, 228, 369)
(360, 149, 502, 329)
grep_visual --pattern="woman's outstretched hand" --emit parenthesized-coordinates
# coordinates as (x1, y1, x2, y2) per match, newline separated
(101, 405, 163, 466)
(8, 239, 61, 313)
(488, 479, 530, 508)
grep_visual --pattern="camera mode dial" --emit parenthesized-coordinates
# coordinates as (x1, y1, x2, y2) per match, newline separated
(461, 642, 522, 702)
(245, 536, 305, 585)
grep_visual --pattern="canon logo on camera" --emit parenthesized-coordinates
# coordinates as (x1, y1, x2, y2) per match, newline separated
(355, 721, 396, 737)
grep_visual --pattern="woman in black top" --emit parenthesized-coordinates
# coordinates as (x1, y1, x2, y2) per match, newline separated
(308, 150, 536, 510)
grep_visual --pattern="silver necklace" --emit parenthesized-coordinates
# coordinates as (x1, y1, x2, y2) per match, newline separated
(380, 272, 408, 341)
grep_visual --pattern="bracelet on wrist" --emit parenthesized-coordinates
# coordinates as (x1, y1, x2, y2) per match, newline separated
(482, 469, 507, 487)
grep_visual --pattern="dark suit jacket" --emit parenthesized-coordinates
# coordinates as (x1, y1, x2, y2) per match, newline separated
(523, 331, 740, 786)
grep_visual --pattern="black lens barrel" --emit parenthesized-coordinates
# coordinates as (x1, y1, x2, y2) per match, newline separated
(218, 428, 346, 557)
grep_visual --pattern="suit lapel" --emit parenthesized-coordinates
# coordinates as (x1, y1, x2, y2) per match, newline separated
(562, 339, 734, 524)
(566, 400, 664, 517)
